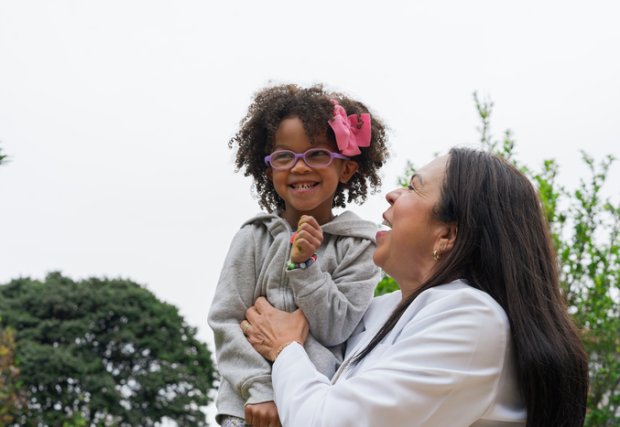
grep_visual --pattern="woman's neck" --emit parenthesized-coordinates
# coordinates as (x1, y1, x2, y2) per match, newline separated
(393, 276, 426, 302)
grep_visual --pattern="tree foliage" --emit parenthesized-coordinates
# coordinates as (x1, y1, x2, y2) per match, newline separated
(376, 93, 620, 426)
(0, 321, 26, 426)
(0, 272, 215, 426)
(0, 146, 23, 426)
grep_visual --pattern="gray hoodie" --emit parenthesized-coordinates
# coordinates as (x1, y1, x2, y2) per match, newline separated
(208, 211, 381, 422)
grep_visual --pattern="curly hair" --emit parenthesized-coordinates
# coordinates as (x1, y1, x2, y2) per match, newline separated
(229, 84, 390, 212)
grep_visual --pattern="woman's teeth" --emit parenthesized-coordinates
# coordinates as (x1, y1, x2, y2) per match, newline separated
(380, 219, 391, 230)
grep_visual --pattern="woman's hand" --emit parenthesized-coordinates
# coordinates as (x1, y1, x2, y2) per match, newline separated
(245, 401, 280, 427)
(242, 297, 309, 361)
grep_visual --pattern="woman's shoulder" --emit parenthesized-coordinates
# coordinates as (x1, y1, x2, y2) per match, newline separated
(364, 280, 508, 326)
(371, 280, 507, 321)
(418, 280, 506, 318)
(402, 280, 511, 341)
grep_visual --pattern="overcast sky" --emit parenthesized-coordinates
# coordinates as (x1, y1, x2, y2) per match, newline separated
(1, 2, 619, 420)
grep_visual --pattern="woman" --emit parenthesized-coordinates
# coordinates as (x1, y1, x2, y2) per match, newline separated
(242, 148, 589, 427)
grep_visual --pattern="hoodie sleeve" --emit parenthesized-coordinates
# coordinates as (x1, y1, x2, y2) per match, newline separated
(207, 226, 274, 405)
(286, 233, 380, 347)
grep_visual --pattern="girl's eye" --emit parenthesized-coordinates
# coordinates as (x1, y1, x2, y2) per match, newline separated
(307, 150, 330, 160)
(272, 152, 294, 162)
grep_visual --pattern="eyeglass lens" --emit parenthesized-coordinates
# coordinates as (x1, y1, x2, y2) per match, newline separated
(271, 149, 333, 169)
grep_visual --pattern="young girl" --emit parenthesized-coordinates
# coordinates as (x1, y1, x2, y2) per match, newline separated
(208, 84, 389, 427)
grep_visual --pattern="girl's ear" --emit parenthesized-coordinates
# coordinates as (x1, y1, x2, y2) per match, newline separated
(266, 168, 273, 181)
(339, 160, 359, 184)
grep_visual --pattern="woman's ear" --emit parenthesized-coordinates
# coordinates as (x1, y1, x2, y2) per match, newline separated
(266, 168, 273, 181)
(339, 160, 359, 184)
(438, 222, 458, 254)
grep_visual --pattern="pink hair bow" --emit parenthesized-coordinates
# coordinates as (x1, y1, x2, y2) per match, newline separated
(328, 100, 371, 156)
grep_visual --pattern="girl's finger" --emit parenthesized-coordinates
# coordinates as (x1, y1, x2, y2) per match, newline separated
(295, 235, 321, 252)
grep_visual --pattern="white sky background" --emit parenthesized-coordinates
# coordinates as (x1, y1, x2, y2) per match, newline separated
(1, 0, 619, 422)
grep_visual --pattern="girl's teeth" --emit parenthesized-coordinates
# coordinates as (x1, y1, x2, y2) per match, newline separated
(381, 219, 392, 229)
(294, 183, 314, 189)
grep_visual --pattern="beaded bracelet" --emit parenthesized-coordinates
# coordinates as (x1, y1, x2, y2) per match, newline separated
(287, 254, 318, 271)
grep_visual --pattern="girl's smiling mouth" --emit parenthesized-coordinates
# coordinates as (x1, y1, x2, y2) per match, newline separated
(290, 182, 319, 190)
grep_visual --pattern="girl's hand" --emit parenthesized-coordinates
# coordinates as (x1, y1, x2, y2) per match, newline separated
(245, 401, 280, 427)
(290, 215, 322, 263)
(241, 297, 309, 361)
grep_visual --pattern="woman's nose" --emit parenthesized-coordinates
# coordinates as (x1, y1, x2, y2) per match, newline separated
(385, 188, 402, 205)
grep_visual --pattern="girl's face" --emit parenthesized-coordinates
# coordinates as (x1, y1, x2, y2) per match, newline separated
(267, 117, 358, 227)
(374, 155, 450, 297)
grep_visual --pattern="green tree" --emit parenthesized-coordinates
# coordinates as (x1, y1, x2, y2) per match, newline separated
(0, 272, 215, 426)
(0, 320, 26, 426)
(376, 93, 620, 426)
(0, 146, 24, 426)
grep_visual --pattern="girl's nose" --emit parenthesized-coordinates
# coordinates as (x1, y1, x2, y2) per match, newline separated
(290, 157, 311, 172)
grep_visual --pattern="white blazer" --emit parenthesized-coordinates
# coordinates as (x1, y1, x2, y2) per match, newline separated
(272, 280, 526, 427)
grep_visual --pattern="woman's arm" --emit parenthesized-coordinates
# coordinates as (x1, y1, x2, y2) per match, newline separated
(246, 288, 513, 427)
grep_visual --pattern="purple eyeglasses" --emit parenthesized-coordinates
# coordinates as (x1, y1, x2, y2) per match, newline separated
(264, 148, 350, 171)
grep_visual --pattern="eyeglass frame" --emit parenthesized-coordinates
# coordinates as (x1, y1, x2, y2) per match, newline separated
(264, 148, 351, 171)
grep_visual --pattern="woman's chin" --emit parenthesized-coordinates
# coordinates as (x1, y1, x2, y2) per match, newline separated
(372, 252, 385, 270)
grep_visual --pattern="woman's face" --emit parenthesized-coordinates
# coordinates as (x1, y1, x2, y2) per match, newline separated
(374, 155, 449, 296)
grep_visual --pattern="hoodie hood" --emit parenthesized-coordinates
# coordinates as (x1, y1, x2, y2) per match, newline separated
(243, 211, 378, 242)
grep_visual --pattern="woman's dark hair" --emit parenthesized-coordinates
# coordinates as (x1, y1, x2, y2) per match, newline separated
(354, 148, 588, 427)
(229, 83, 389, 212)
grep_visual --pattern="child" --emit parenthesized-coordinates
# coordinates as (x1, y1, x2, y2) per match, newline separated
(208, 84, 389, 427)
